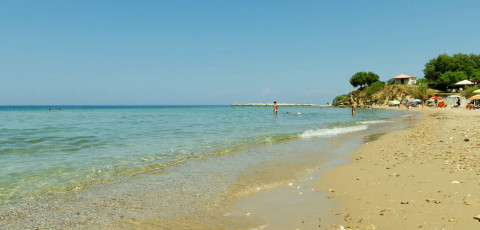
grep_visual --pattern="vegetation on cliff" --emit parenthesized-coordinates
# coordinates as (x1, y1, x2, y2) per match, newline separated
(333, 84, 437, 107)
(333, 53, 480, 106)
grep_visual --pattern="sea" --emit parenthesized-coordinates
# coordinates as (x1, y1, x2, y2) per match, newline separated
(0, 105, 411, 228)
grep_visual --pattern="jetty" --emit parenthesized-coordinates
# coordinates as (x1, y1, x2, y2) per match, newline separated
(231, 103, 330, 107)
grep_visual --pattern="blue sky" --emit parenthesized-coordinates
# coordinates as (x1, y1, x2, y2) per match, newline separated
(1, 0, 479, 105)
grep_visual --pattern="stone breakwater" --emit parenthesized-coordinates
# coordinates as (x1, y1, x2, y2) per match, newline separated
(232, 103, 330, 106)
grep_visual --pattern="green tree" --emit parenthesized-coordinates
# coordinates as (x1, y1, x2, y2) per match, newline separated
(350, 72, 365, 88)
(350, 71, 380, 88)
(365, 72, 380, 86)
(437, 71, 468, 90)
(416, 78, 427, 85)
(423, 53, 480, 90)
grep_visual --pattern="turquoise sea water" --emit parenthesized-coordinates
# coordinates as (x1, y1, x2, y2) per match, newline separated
(0, 105, 403, 206)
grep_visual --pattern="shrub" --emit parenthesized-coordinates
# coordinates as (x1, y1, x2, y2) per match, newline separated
(332, 94, 347, 106)
(366, 81, 385, 97)
(462, 85, 479, 99)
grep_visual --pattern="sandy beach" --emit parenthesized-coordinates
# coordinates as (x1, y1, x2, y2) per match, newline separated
(321, 107, 480, 229)
(208, 107, 480, 230)
(2, 107, 479, 230)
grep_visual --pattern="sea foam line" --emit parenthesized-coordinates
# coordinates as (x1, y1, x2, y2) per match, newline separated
(300, 125, 368, 138)
(359, 120, 390, 125)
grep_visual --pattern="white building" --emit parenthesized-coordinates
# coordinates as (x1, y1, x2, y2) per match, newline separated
(393, 74, 417, 85)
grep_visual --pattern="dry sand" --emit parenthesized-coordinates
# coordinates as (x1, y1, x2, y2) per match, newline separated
(321, 108, 480, 229)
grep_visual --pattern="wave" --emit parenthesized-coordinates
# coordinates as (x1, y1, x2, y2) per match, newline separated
(359, 120, 389, 125)
(300, 125, 368, 138)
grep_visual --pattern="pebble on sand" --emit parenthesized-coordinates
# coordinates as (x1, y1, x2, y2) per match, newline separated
(426, 199, 441, 204)
(474, 215, 480, 222)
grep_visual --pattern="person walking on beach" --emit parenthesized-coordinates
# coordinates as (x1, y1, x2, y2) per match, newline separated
(273, 101, 278, 114)
(352, 103, 356, 117)
(406, 100, 409, 111)
(457, 97, 461, 107)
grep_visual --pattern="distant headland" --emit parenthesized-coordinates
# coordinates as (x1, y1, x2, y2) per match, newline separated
(231, 103, 331, 107)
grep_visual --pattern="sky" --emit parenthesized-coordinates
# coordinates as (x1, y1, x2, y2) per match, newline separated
(1, 0, 480, 105)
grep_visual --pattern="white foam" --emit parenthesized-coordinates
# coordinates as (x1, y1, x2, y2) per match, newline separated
(300, 125, 368, 138)
(359, 120, 389, 125)
(236, 182, 284, 196)
(249, 222, 269, 230)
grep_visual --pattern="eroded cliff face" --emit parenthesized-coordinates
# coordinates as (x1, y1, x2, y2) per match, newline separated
(336, 85, 419, 107)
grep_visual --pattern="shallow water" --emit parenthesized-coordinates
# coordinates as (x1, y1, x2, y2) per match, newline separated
(0, 106, 404, 208)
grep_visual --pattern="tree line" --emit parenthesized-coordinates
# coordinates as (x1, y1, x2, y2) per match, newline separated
(424, 53, 480, 90)
(349, 53, 480, 91)
(335, 53, 480, 106)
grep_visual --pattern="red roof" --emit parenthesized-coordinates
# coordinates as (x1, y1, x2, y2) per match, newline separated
(393, 74, 416, 79)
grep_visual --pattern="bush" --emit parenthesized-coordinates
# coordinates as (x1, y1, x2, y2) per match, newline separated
(366, 81, 385, 97)
(414, 83, 433, 100)
(332, 94, 347, 106)
(462, 85, 479, 99)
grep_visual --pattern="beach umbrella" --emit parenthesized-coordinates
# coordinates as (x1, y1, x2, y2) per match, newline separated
(473, 89, 480, 94)
(455, 80, 474, 85)
(469, 95, 480, 100)
(426, 99, 434, 103)
(391, 100, 400, 105)
(413, 99, 423, 102)
(447, 95, 461, 98)
(430, 96, 442, 100)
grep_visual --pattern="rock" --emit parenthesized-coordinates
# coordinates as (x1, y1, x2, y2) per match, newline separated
(426, 199, 441, 204)
(401, 201, 409, 204)
(328, 188, 335, 192)
(474, 215, 480, 221)
(464, 138, 470, 142)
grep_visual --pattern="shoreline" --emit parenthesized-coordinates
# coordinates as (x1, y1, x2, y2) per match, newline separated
(321, 107, 480, 229)
(231, 103, 330, 107)
(216, 108, 414, 230)
(0, 108, 407, 230)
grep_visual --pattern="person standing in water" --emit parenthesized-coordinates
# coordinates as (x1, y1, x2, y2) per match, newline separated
(273, 101, 278, 114)
(352, 103, 356, 117)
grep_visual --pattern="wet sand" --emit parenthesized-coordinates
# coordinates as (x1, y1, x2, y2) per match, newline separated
(0, 127, 365, 229)
(321, 107, 480, 229)
(127, 135, 363, 230)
